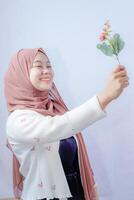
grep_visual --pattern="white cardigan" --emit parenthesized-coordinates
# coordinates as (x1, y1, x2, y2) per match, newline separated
(6, 96, 106, 200)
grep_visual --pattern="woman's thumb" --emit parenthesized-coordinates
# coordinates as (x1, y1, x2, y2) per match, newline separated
(113, 65, 125, 73)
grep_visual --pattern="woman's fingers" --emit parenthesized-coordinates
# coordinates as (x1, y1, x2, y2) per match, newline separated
(114, 70, 127, 78)
(113, 65, 125, 73)
(118, 76, 129, 82)
(118, 76, 129, 88)
(123, 81, 129, 88)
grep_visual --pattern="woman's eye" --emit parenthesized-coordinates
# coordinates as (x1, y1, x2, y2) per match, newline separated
(36, 65, 42, 68)
(47, 65, 52, 69)
(33, 65, 52, 69)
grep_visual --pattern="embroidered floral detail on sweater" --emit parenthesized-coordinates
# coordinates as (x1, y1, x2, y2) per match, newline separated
(38, 181, 43, 187)
(20, 118, 26, 122)
(33, 137, 40, 142)
(31, 146, 35, 151)
(45, 145, 51, 151)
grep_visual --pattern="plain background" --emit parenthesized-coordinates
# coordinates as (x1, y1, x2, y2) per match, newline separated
(0, 0, 134, 199)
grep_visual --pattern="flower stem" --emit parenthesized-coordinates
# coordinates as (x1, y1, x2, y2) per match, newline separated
(115, 55, 120, 64)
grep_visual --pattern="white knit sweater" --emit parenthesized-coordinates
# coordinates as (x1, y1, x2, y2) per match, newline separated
(6, 96, 106, 200)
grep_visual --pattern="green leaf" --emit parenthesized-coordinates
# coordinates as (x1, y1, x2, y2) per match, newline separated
(110, 33, 125, 55)
(97, 43, 114, 56)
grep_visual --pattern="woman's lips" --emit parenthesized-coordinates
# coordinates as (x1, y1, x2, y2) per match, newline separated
(40, 78, 51, 83)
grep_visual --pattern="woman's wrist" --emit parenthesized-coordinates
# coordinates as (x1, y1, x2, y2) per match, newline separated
(97, 91, 112, 110)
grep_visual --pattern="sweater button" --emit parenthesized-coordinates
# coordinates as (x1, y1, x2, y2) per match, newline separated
(51, 184, 56, 190)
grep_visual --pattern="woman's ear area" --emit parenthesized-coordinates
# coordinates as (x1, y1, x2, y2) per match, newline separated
(52, 70, 55, 79)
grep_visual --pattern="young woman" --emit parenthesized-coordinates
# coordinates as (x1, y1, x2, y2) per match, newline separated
(4, 48, 129, 200)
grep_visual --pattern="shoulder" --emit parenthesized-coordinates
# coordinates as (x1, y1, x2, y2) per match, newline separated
(7, 109, 43, 123)
(8, 109, 41, 118)
(6, 109, 45, 137)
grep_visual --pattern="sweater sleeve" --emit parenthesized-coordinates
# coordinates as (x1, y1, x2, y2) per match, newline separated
(6, 96, 107, 145)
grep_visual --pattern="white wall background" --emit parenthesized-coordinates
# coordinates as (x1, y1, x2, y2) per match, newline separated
(0, 0, 134, 199)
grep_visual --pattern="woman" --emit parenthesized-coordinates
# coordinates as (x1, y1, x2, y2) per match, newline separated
(4, 48, 129, 200)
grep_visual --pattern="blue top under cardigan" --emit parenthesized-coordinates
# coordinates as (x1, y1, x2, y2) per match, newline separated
(59, 136, 85, 199)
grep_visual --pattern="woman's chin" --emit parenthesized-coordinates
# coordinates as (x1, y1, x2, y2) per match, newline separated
(39, 84, 52, 91)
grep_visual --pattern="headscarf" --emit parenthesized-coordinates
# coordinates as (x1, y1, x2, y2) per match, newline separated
(4, 48, 97, 200)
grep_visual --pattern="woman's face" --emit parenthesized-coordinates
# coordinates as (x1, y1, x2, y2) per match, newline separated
(30, 52, 54, 91)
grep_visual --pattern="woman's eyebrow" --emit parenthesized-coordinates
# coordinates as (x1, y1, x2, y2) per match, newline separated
(33, 60, 42, 64)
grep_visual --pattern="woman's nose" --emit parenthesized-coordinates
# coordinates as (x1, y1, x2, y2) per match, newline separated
(42, 68, 50, 74)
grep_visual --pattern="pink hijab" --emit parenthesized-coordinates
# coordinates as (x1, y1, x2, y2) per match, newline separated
(4, 48, 97, 200)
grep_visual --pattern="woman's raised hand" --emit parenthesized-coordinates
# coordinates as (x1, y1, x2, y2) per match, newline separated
(97, 65, 129, 110)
